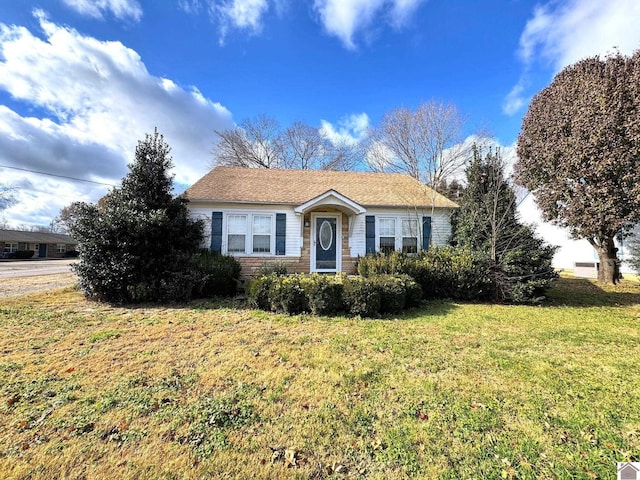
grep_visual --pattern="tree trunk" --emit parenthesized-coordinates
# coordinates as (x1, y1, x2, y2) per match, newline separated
(595, 237, 620, 284)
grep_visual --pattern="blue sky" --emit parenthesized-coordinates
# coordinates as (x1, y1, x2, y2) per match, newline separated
(1, 0, 639, 228)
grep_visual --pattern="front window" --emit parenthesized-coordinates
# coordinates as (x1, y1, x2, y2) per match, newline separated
(402, 219, 419, 254)
(379, 218, 396, 255)
(3, 242, 18, 254)
(252, 215, 272, 253)
(227, 215, 247, 253)
(57, 244, 66, 254)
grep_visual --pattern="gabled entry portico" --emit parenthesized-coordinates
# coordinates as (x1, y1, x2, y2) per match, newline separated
(294, 190, 366, 273)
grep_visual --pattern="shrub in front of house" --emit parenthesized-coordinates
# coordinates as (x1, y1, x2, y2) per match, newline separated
(357, 247, 493, 301)
(15, 250, 35, 259)
(63, 250, 79, 258)
(256, 261, 289, 276)
(268, 274, 309, 315)
(191, 250, 241, 297)
(246, 274, 277, 310)
(371, 275, 407, 314)
(247, 273, 419, 318)
(356, 251, 408, 277)
(341, 277, 382, 317)
(305, 274, 344, 316)
(400, 275, 424, 308)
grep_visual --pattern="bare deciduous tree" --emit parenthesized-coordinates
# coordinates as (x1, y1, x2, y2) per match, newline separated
(213, 115, 359, 171)
(214, 115, 284, 168)
(366, 101, 469, 190)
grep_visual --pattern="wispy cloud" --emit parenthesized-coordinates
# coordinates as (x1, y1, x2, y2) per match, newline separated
(313, 0, 424, 50)
(210, 0, 270, 44)
(504, 0, 640, 115)
(61, 0, 143, 22)
(320, 112, 369, 145)
(0, 10, 234, 227)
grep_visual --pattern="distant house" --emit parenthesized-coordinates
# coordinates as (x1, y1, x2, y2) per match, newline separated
(185, 167, 457, 278)
(0, 229, 77, 259)
(518, 194, 640, 277)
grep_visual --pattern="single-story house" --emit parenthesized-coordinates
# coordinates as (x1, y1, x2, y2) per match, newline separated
(185, 167, 458, 278)
(0, 229, 78, 259)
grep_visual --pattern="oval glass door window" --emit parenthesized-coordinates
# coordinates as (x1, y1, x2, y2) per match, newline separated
(319, 220, 333, 251)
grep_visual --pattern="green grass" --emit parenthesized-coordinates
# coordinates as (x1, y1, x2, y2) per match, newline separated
(0, 278, 639, 479)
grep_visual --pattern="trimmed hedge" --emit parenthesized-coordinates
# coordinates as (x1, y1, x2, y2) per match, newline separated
(15, 250, 35, 259)
(357, 248, 493, 301)
(246, 273, 422, 318)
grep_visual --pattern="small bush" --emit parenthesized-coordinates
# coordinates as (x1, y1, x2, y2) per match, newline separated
(398, 274, 423, 308)
(373, 275, 406, 314)
(269, 275, 309, 315)
(305, 274, 344, 316)
(15, 250, 35, 259)
(343, 277, 382, 318)
(404, 247, 493, 301)
(63, 250, 79, 258)
(246, 274, 277, 310)
(192, 250, 241, 297)
(357, 251, 407, 277)
(257, 261, 288, 276)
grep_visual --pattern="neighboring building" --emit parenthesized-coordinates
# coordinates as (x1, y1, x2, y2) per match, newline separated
(185, 167, 458, 278)
(0, 229, 77, 259)
(518, 194, 639, 277)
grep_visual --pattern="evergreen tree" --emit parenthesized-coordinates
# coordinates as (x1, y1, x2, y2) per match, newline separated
(452, 146, 557, 303)
(71, 129, 204, 303)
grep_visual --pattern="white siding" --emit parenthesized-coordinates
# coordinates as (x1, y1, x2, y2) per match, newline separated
(350, 207, 454, 257)
(188, 202, 301, 257)
(517, 195, 639, 274)
(350, 214, 366, 257)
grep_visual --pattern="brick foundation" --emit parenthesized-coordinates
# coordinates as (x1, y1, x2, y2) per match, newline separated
(236, 210, 357, 280)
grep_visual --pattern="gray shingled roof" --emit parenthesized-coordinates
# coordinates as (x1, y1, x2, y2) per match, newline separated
(0, 230, 77, 244)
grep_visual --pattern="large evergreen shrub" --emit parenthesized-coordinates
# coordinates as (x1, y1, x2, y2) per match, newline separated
(451, 146, 557, 303)
(191, 250, 241, 297)
(70, 130, 204, 303)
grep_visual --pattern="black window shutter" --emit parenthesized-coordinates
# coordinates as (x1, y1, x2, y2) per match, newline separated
(211, 211, 223, 253)
(275, 213, 286, 255)
(365, 215, 375, 254)
(422, 216, 432, 251)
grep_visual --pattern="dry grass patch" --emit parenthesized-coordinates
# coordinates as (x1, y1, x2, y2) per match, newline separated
(1, 278, 639, 479)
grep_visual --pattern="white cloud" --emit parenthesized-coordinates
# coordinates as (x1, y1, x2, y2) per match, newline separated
(0, 11, 234, 228)
(319, 112, 369, 145)
(61, 0, 143, 22)
(313, 0, 424, 50)
(504, 0, 640, 115)
(212, 0, 269, 43)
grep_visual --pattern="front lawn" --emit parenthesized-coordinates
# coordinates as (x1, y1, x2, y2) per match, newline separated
(1, 278, 639, 479)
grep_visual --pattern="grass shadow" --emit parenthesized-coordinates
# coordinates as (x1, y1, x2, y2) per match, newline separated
(545, 276, 640, 307)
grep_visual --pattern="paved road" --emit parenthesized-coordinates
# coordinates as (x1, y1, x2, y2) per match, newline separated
(0, 259, 79, 279)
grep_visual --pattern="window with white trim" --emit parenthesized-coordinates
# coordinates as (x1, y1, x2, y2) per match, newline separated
(377, 216, 421, 254)
(225, 213, 275, 255)
(57, 244, 66, 254)
(227, 214, 247, 253)
(402, 219, 419, 254)
(3, 242, 17, 254)
(252, 215, 272, 253)
(379, 218, 396, 255)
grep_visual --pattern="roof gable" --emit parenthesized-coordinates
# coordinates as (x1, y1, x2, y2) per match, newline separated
(185, 167, 458, 209)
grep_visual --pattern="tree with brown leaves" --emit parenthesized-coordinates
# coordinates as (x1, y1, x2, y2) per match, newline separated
(516, 51, 640, 284)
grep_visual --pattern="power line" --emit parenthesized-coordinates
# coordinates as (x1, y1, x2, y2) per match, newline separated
(0, 164, 116, 187)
